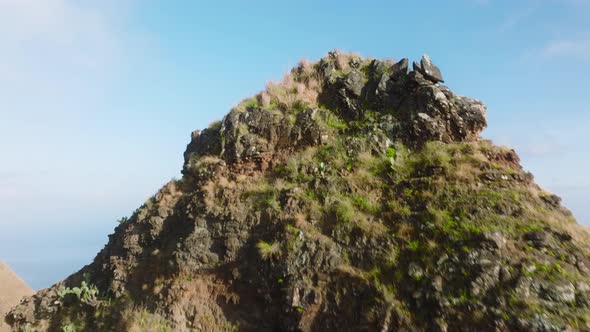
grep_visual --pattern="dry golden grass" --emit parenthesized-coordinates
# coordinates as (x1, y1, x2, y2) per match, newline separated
(335, 264, 367, 279)
(453, 162, 480, 182)
(235, 174, 249, 183)
(257, 90, 271, 108)
(331, 50, 351, 71)
(294, 58, 322, 93)
(396, 222, 415, 241)
(346, 168, 378, 193)
(232, 50, 379, 116)
(356, 217, 389, 237)
(296, 58, 314, 77)
(426, 239, 438, 250)
(526, 199, 590, 251)
(126, 309, 172, 332)
(328, 49, 363, 71)
(259, 72, 319, 112)
(293, 212, 307, 228)
(303, 225, 336, 249)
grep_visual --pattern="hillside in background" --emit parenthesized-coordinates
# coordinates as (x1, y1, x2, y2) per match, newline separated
(6, 52, 590, 331)
(0, 261, 33, 332)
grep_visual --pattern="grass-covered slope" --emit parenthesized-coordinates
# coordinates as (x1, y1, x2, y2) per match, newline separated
(7, 52, 590, 332)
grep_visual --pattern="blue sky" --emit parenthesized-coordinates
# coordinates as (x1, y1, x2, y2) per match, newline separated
(0, 0, 589, 290)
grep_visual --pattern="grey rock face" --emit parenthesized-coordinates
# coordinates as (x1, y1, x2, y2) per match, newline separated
(390, 58, 409, 78)
(412, 60, 422, 74)
(516, 314, 570, 332)
(541, 194, 562, 208)
(217, 108, 329, 164)
(343, 70, 363, 97)
(183, 125, 223, 171)
(183, 53, 486, 168)
(541, 281, 576, 304)
(420, 54, 444, 83)
(319, 58, 336, 78)
(486, 231, 508, 248)
(453, 95, 488, 137)
(524, 230, 550, 249)
(318, 55, 486, 147)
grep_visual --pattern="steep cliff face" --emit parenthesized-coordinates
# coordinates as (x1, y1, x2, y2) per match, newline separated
(7, 52, 590, 332)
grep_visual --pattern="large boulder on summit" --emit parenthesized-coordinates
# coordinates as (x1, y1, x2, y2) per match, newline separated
(318, 52, 485, 146)
(420, 54, 445, 83)
(411, 55, 445, 83)
(7, 51, 590, 332)
(390, 58, 409, 76)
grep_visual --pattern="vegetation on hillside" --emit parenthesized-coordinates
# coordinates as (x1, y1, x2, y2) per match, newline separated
(7, 51, 590, 332)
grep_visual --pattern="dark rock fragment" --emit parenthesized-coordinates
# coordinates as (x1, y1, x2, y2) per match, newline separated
(420, 54, 445, 83)
(390, 58, 409, 79)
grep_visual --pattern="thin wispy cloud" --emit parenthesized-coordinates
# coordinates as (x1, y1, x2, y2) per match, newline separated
(521, 141, 565, 158)
(491, 133, 566, 159)
(0, 0, 123, 92)
(564, 0, 590, 6)
(0, 0, 134, 228)
(498, 8, 535, 33)
(541, 38, 590, 60)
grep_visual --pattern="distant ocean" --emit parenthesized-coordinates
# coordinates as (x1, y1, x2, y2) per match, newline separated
(0, 222, 116, 290)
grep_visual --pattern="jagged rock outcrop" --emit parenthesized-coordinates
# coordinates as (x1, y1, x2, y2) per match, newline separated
(414, 55, 444, 83)
(6, 52, 590, 332)
(320, 55, 485, 145)
(184, 52, 487, 168)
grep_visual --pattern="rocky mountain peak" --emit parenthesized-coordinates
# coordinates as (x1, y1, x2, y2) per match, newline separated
(6, 52, 590, 332)
(184, 53, 486, 170)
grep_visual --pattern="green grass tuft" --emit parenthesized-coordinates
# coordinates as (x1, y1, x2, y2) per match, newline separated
(257, 241, 281, 261)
